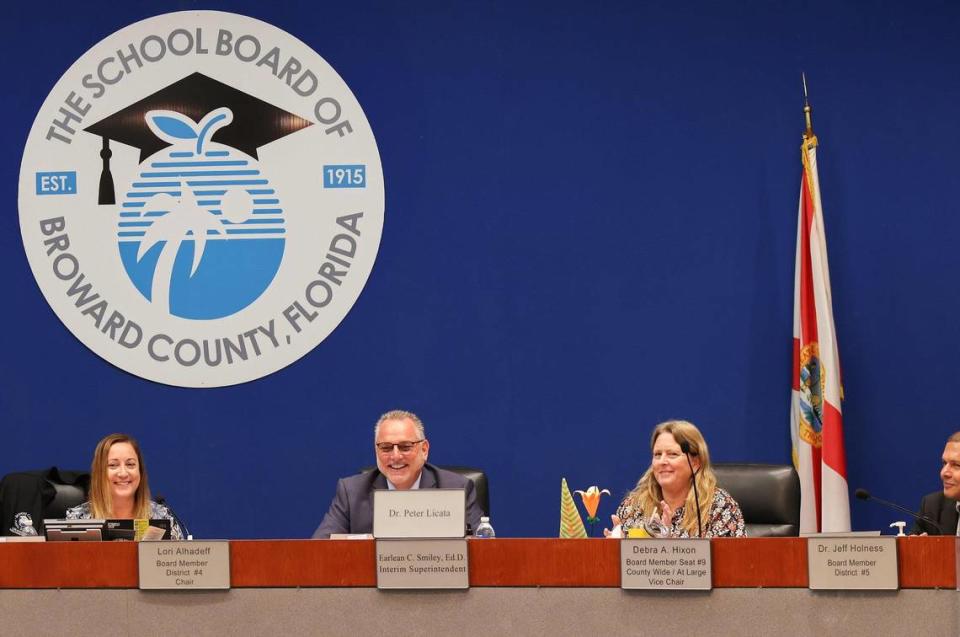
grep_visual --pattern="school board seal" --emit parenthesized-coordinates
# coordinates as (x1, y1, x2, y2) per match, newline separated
(18, 11, 384, 387)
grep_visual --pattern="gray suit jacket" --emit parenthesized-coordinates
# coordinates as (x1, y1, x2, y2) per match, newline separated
(312, 463, 483, 538)
(911, 490, 959, 535)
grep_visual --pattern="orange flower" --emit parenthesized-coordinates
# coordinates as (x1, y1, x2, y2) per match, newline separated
(574, 486, 611, 521)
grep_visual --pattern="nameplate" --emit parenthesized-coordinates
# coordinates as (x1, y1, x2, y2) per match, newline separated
(373, 488, 466, 538)
(376, 539, 469, 589)
(807, 536, 898, 590)
(955, 538, 960, 592)
(620, 539, 712, 590)
(138, 541, 230, 590)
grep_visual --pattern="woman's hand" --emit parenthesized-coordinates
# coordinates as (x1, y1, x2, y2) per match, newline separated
(603, 514, 623, 538)
(659, 500, 674, 527)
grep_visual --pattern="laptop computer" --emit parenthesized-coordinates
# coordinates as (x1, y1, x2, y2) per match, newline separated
(44, 518, 173, 541)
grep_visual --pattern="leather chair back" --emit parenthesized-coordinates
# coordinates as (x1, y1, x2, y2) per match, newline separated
(0, 469, 89, 535)
(440, 465, 489, 517)
(45, 480, 88, 519)
(712, 463, 800, 537)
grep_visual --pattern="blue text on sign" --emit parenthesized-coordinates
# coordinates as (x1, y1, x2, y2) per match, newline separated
(36, 172, 77, 195)
(323, 165, 366, 188)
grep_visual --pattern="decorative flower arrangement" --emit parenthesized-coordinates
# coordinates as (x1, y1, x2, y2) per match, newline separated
(574, 486, 611, 536)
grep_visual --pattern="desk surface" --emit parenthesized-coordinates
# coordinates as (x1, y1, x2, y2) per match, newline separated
(1, 537, 955, 589)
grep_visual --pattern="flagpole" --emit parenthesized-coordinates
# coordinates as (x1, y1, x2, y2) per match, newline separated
(802, 72, 817, 147)
(800, 74, 818, 203)
(792, 72, 851, 532)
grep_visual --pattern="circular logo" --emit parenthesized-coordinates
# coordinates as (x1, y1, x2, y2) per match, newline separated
(19, 11, 384, 387)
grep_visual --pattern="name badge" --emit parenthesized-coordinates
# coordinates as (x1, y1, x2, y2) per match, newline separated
(956, 538, 960, 593)
(373, 488, 465, 538)
(376, 539, 469, 589)
(620, 539, 712, 590)
(138, 541, 230, 590)
(807, 536, 898, 590)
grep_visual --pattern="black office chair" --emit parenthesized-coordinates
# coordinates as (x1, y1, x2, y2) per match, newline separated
(0, 468, 90, 535)
(359, 465, 490, 517)
(712, 463, 800, 537)
(440, 465, 489, 518)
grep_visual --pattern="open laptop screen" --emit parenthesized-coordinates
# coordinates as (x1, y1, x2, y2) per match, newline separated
(44, 518, 172, 541)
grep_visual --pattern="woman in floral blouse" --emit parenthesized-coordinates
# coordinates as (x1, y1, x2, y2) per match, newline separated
(610, 420, 745, 538)
(65, 433, 185, 540)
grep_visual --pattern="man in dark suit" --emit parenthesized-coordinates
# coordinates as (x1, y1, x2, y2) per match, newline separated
(912, 432, 960, 535)
(312, 410, 483, 538)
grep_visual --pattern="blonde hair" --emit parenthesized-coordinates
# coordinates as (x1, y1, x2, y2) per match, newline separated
(622, 420, 717, 536)
(89, 433, 152, 519)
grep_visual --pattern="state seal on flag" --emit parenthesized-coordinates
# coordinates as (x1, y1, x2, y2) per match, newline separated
(798, 341, 825, 446)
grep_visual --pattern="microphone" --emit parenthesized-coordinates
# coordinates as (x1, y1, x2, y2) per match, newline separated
(155, 495, 191, 539)
(854, 488, 944, 534)
(679, 440, 703, 538)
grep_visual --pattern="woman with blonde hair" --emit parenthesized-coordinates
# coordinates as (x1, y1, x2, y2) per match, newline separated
(610, 420, 745, 538)
(66, 433, 186, 539)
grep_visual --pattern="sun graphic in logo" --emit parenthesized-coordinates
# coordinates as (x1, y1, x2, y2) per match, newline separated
(117, 107, 286, 320)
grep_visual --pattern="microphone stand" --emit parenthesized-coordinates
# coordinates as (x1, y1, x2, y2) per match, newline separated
(155, 495, 191, 539)
(680, 441, 703, 537)
(854, 488, 945, 535)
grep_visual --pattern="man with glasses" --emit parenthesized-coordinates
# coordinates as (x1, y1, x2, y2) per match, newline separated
(312, 409, 482, 538)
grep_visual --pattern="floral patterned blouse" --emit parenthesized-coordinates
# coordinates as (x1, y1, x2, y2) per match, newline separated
(65, 501, 186, 540)
(615, 486, 746, 538)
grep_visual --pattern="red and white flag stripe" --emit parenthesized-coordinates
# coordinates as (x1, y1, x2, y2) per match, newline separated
(790, 138, 851, 533)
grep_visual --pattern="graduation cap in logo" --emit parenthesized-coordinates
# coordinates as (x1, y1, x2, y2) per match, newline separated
(84, 72, 313, 204)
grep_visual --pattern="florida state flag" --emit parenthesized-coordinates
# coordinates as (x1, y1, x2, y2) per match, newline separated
(790, 118, 851, 533)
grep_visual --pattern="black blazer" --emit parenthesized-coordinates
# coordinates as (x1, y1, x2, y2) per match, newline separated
(910, 490, 959, 535)
(312, 463, 482, 538)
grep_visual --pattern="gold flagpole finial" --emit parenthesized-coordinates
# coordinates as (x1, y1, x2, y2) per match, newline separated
(802, 72, 816, 144)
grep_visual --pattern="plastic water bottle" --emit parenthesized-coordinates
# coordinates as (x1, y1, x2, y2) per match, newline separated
(474, 516, 496, 538)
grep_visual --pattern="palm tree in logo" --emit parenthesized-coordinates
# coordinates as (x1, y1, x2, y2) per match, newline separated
(136, 108, 233, 315)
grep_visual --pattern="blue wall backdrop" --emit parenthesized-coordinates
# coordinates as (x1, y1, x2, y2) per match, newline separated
(2, 0, 959, 538)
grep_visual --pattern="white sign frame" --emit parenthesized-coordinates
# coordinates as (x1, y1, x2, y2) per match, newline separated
(807, 536, 898, 590)
(138, 540, 230, 590)
(620, 539, 712, 590)
(375, 538, 469, 590)
(373, 488, 466, 539)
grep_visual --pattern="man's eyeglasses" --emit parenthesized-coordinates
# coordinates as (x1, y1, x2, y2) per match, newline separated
(375, 440, 424, 454)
